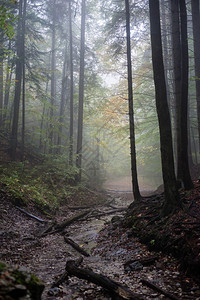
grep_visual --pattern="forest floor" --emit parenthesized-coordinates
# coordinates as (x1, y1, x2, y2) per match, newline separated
(1, 183, 200, 299)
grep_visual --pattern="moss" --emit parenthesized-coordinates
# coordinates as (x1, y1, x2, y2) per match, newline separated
(12, 269, 44, 299)
(27, 274, 45, 300)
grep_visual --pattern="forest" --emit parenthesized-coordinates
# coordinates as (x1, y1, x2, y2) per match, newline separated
(0, 0, 200, 299)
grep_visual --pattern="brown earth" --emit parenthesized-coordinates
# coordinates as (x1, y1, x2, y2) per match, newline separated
(1, 187, 200, 299)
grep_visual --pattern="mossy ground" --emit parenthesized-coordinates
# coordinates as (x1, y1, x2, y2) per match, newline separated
(0, 261, 44, 299)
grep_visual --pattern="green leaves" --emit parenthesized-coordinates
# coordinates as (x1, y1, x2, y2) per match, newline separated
(0, 4, 16, 39)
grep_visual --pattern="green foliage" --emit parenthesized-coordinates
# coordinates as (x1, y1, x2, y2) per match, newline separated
(0, 157, 96, 211)
(150, 239, 155, 245)
(0, 2, 17, 39)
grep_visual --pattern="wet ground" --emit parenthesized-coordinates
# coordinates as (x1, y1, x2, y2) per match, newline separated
(1, 191, 200, 299)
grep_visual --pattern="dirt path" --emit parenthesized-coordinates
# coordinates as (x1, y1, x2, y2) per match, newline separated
(1, 192, 200, 299)
(103, 176, 154, 195)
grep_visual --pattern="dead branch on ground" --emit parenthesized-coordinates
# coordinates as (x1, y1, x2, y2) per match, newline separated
(64, 236, 90, 257)
(65, 259, 144, 299)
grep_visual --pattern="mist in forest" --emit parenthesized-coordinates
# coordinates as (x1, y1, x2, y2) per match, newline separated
(0, 0, 199, 199)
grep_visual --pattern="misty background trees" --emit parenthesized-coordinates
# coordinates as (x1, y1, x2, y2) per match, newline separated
(0, 0, 200, 212)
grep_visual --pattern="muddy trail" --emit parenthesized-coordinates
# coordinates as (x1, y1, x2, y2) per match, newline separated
(0, 190, 200, 299)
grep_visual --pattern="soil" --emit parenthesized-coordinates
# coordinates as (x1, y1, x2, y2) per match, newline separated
(1, 186, 200, 300)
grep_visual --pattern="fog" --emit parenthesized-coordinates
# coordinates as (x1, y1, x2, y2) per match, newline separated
(0, 0, 199, 196)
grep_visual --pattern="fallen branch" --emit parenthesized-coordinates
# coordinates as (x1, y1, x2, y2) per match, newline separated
(82, 208, 126, 220)
(38, 221, 57, 237)
(141, 279, 179, 300)
(50, 257, 83, 289)
(56, 211, 90, 231)
(108, 204, 127, 210)
(40, 210, 90, 236)
(16, 206, 46, 223)
(65, 259, 144, 299)
(64, 236, 90, 257)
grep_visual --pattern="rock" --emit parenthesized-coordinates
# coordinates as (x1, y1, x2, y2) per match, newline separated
(129, 261, 143, 271)
(0, 261, 44, 299)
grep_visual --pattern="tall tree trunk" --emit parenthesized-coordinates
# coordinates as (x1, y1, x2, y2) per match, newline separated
(57, 41, 68, 154)
(191, 0, 200, 155)
(0, 39, 3, 127)
(170, 0, 182, 180)
(10, 0, 23, 160)
(179, 0, 193, 189)
(149, 0, 179, 215)
(76, 0, 86, 180)
(21, 0, 27, 161)
(49, 0, 56, 154)
(160, 0, 170, 107)
(69, 0, 74, 165)
(3, 41, 13, 128)
(125, 0, 141, 201)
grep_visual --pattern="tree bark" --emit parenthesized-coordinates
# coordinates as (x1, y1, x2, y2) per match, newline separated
(21, 0, 27, 161)
(76, 0, 86, 180)
(49, 0, 56, 154)
(0, 39, 3, 126)
(125, 0, 141, 201)
(3, 41, 14, 130)
(160, 0, 171, 107)
(57, 41, 68, 154)
(191, 0, 200, 155)
(149, 0, 179, 215)
(179, 0, 193, 189)
(10, 0, 23, 160)
(170, 0, 182, 180)
(69, 0, 74, 165)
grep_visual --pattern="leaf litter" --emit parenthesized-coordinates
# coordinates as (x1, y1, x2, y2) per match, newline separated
(0, 189, 200, 299)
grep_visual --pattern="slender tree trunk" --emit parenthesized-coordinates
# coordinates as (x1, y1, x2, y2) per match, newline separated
(191, 0, 200, 155)
(149, 0, 179, 215)
(0, 39, 3, 127)
(76, 0, 86, 180)
(21, 0, 27, 161)
(49, 0, 56, 154)
(39, 100, 46, 151)
(57, 41, 68, 154)
(191, 127, 198, 164)
(170, 0, 182, 180)
(160, 0, 170, 107)
(3, 41, 13, 128)
(125, 0, 141, 201)
(69, 0, 74, 165)
(179, 0, 193, 189)
(10, 0, 23, 160)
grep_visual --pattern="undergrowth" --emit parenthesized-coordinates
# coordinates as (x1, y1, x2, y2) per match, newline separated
(0, 156, 102, 212)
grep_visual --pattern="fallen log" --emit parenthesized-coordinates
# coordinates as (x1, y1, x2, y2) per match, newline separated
(141, 279, 179, 300)
(64, 236, 90, 257)
(39, 221, 57, 237)
(56, 211, 90, 231)
(40, 210, 90, 236)
(50, 257, 83, 289)
(16, 206, 46, 223)
(82, 208, 126, 220)
(65, 259, 144, 300)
